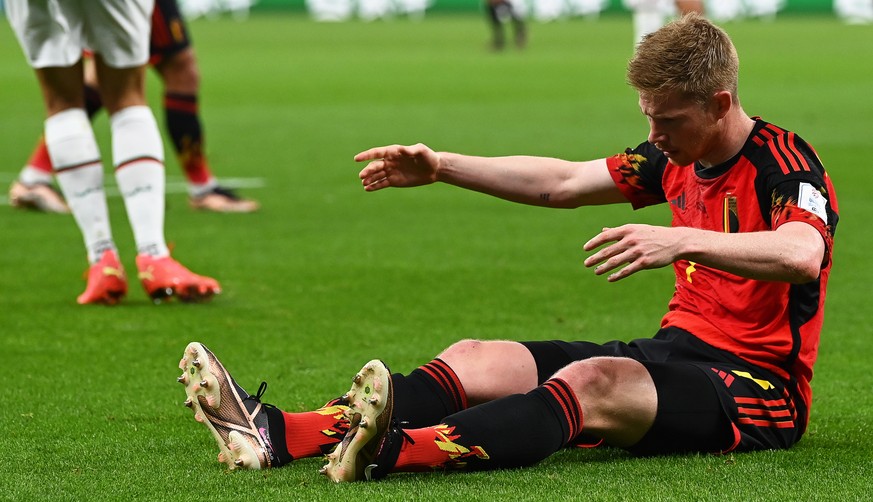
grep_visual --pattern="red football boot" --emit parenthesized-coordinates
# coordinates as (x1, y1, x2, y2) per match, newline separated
(136, 254, 221, 303)
(77, 250, 127, 305)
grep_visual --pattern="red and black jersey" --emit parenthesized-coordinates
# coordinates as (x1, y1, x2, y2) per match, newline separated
(605, 118, 839, 423)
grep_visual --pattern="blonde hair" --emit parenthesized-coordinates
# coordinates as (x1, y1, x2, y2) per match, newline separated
(627, 13, 739, 105)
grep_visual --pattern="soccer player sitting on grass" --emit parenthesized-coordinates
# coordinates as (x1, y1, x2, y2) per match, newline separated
(177, 14, 838, 481)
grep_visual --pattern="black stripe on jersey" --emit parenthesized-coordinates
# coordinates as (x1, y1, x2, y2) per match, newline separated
(785, 133, 811, 172)
(785, 279, 821, 373)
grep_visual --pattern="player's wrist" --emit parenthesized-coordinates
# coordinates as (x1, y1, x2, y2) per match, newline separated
(675, 227, 713, 263)
(433, 151, 452, 184)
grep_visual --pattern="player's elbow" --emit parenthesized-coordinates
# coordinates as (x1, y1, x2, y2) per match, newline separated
(775, 222, 826, 284)
(784, 245, 825, 284)
(785, 262, 821, 284)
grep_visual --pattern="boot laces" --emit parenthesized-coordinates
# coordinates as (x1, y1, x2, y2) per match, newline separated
(243, 381, 277, 410)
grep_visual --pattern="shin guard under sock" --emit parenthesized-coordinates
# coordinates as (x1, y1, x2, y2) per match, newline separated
(111, 106, 169, 257)
(392, 359, 468, 428)
(46, 108, 115, 263)
(395, 378, 582, 472)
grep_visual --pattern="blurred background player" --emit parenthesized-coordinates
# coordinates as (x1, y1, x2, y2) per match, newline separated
(624, 0, 704, 46)
(835, 0, 873, 24)
(485, 0, 526, 51)
(8, 0, 259, 214)
(6, 0, 221, 305)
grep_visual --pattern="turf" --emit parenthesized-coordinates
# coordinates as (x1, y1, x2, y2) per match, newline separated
(1, 12, 870, 501)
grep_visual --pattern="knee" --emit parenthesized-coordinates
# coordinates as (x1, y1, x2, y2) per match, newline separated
(552, 358, 656, 446)
(439, 339, 486, 360)
(438, 338, 523, 366)
(553, 358, 625, 398)
(158, 49, 200, 93)
(437, 339, 538, 401)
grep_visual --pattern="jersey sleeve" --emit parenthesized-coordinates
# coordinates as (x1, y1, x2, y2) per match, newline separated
(605, 142, 668, 209)
(756, 132, 838, 265)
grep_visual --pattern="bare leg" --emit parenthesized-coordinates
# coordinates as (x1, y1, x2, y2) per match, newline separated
(35, 62, 86, 116)
(92, 55, 148, 113)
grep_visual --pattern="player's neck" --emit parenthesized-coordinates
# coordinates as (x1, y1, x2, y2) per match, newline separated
(699, 111, 755, 168)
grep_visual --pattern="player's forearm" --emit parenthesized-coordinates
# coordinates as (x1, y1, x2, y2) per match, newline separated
(678, 223, 825, 283)
(435, 153, 605, 208)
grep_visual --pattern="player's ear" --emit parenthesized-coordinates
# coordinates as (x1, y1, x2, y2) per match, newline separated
(710, 90, 733, 119)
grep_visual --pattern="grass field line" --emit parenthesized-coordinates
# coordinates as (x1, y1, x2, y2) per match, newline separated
(0, 172, 266, 205)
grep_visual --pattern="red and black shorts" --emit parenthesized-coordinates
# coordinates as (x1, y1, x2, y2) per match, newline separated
(520, 327, 805, 456)
(149, 0, 191, 66)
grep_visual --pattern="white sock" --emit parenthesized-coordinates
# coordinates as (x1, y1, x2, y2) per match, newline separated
(19, 166, 54, 186)
(45, 108, 115, 264)
(188, 177, 218, 197)
(111, 106, 170, 258)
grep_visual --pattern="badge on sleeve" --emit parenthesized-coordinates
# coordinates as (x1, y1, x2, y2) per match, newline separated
(798, 182, 828, 224)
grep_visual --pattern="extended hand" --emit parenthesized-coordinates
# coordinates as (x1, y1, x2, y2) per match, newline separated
(583, 224, 684, 282)
(356, 143, 441, 191)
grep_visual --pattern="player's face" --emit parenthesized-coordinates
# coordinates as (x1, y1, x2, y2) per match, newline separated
(639, 91, 719, 167)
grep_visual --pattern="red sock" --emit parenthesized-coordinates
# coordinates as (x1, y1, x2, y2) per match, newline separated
(282, 401, 350, 459)
(393, 424, 491, 472)
(26, 137, 53, 174)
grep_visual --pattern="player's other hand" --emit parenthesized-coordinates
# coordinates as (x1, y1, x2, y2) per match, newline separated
(356, 143, 441, 191)
(583, 224, 682, 282)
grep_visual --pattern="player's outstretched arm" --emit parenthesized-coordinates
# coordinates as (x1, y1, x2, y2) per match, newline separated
(356, 143, 625, 208)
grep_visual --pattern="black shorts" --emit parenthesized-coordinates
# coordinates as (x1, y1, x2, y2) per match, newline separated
(521, 327, 805, 455)
(149, 0, 192, 65)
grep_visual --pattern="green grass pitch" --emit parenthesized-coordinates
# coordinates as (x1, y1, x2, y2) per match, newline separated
(1, 12, 871, 501)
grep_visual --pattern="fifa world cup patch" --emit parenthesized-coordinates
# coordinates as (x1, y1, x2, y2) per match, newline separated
(797, 182, 827, 224)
